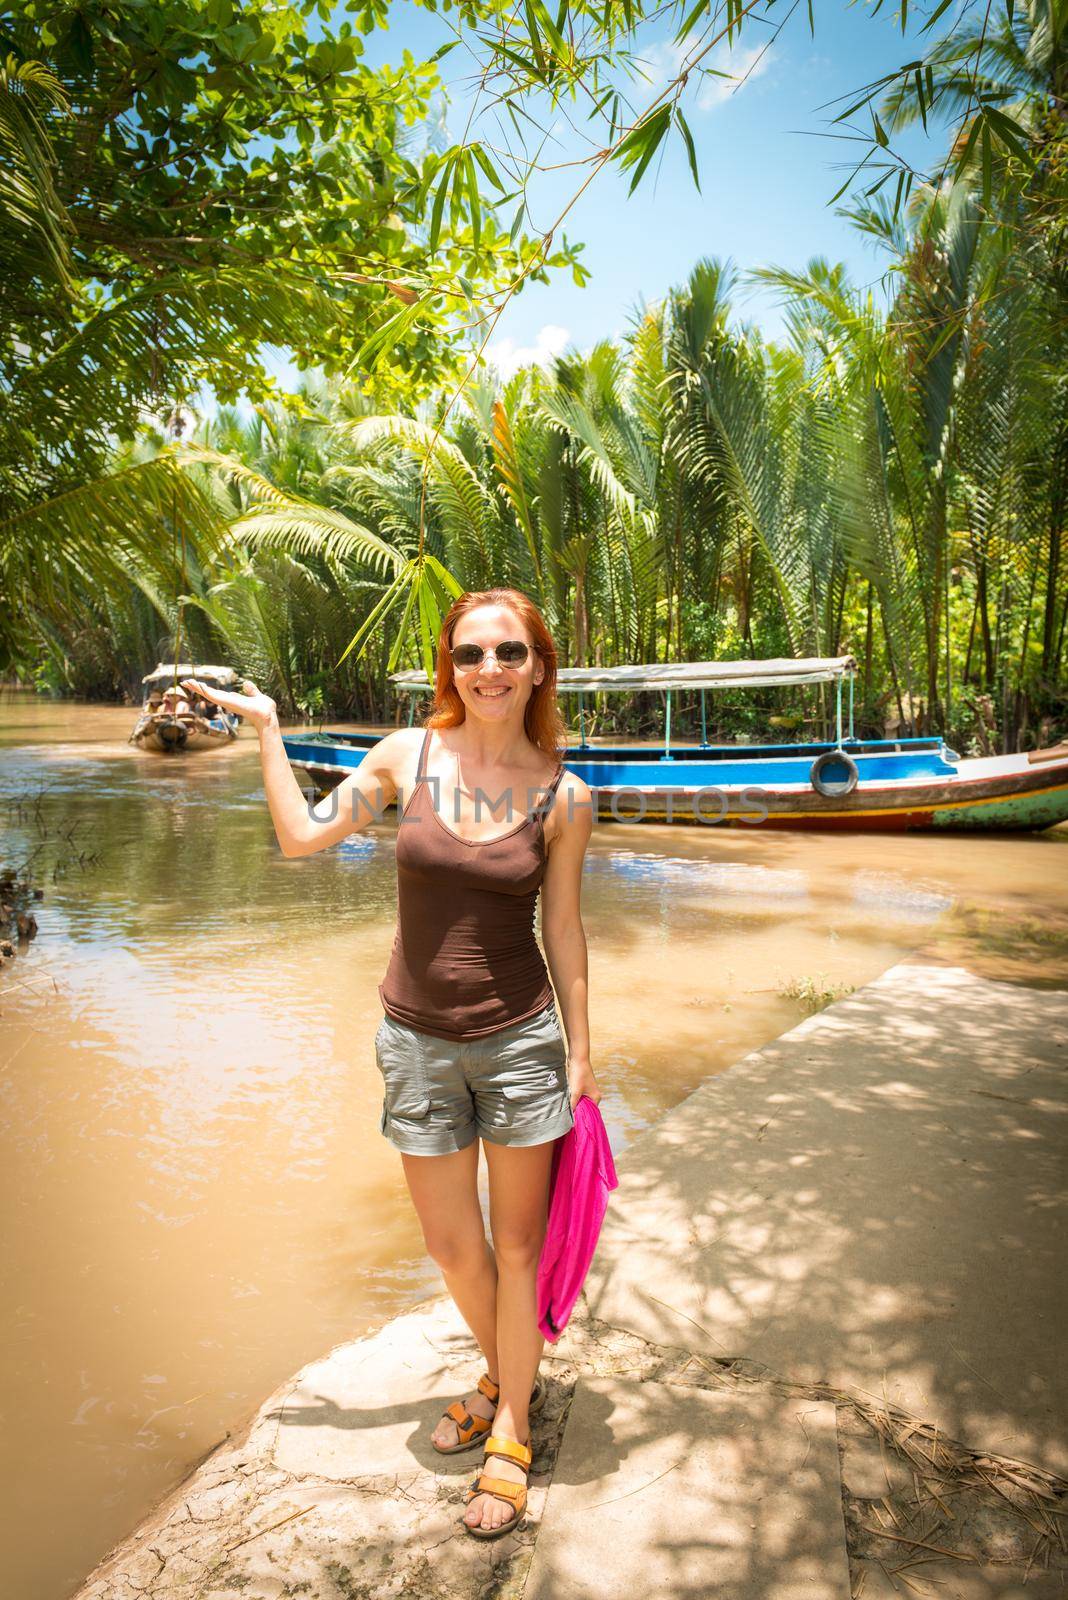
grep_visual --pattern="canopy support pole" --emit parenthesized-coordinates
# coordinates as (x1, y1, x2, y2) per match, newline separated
(664, 689, 674, 761)
(835, 674, 843, 749)
(578, 691, 587, 748)
(700, 689, 707, 747)
(848, 673, 855, 740)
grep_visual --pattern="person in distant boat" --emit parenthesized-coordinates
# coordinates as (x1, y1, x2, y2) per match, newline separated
(181, 588, 598, 1541)
(160, 685, 192, 718)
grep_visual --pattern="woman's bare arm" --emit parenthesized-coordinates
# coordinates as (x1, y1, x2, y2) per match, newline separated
(257, 715, 405, 857)
(182, 677, 407, 858)
(540, 772, 599, 1107)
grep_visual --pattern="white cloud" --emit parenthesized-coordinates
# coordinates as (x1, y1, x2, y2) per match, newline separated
(631, 39, 689, 92)
(632, 35, 773, 111)
(695, 40, 773, 109)
(483, 322, 571, 380)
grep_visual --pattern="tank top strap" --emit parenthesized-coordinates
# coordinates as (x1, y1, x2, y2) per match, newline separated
(415, 725, 433, 783)
(533, 754, 566, 820)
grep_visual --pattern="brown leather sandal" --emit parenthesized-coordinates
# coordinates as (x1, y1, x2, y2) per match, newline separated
(432, 1370, 546, 1454)
(461, 1433, 532, 1539)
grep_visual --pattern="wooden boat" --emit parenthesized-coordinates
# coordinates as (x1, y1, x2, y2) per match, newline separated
(129, 663, 242, 754)
(282, 655, 1068, 833)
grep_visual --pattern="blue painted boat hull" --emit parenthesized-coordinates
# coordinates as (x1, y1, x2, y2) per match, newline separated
(282, 731, 1068, 833)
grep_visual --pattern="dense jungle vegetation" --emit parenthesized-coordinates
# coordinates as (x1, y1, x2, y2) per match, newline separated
(2, 0, 1065, 753)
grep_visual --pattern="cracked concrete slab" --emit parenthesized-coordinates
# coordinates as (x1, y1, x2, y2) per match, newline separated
(581, 962, 1068, 1476)
(269, 1295, 494, 1481)
(525, 1376, 852, 1599)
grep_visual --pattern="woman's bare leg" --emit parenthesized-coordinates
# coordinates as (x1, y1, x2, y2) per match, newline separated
(399, 1143, 501, 1447)
(463, 1137, 556, 1531)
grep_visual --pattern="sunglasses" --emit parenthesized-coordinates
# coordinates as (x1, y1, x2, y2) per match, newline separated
(449, 639, 532, 669)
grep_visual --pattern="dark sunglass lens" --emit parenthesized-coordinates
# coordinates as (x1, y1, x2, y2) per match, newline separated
(452, 645, 483, 667)
(498, 641, 529, 665)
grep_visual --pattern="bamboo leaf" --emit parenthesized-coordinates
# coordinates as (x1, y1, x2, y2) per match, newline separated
(865, 166, 894, 196)
(831, 74, 899, 125)
(428, 153, 453, 251)
(673, 0, 710, 44)
(449, 151, 466, 232)
(615, 104, 671, 195)
(954, 111, 984, 179)
(675, 108, 701, 193)
(351, 297, 426, 374)
(984, 104, 1031, 159)
(615, 103, 670, 168)
(471, 142, 506, 192)
(487, 37, 545, 79)
(919, 0, 956, 32)
(524, 0, 544, 72)
(465, 150, 481, 250)
(530, 0, 567, 59)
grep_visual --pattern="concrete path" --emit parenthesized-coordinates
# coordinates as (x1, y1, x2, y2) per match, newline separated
(583, 962, 1068, 1476)
(525, 1377, 851, 1599)
(71, 961, 1068, 1599)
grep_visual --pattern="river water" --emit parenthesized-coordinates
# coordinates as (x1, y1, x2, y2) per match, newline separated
(2, 692, 1066, 1600)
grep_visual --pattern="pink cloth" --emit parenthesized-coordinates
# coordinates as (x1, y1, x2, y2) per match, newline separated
(536, 1096, 618, 1341)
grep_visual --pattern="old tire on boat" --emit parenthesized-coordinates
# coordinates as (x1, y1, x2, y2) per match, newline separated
(809, 749, 858, 798)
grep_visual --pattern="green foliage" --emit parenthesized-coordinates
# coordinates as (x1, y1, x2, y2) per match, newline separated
(2, 0, 1065, 754)
(0, 0, 585, 516)
(778, 972, 856, 1015)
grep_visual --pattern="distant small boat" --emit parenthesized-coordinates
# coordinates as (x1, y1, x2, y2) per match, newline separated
(130, 663, 242, 754)
(282, 655, 1068, 834)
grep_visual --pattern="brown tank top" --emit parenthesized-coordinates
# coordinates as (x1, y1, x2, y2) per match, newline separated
(377, 726, 566, 1041)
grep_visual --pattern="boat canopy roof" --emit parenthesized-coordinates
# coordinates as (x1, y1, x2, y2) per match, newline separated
(142, 663, 240, 687)
(389, 654, 858, 694)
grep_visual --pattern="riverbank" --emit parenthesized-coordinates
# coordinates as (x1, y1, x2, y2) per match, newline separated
(71, 959, 1067, 1600)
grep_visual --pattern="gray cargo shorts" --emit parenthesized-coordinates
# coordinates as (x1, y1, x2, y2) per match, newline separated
(373, 999, 574, 1156)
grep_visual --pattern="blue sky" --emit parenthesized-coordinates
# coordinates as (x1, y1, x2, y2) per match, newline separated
(259, 0, 951, 390)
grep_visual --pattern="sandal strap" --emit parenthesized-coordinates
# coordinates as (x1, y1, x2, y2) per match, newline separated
(482, 1433, 532, 1469)
(477, 1372, 501, 1402)
(464, 1474, 527, 1512)
(441, 1399, 492, 1442)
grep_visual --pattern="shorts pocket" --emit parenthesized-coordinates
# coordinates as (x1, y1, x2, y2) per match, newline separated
(502, 1008, 567, 1072)
(375, 1015, 431, 1119)
(539, 1005, 566, 1055)
(501, 1071, 565, 1101)
(499, 1044, 568, 1101)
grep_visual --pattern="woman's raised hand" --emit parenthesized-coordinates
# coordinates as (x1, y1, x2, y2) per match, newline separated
(181, 677, 278, 734)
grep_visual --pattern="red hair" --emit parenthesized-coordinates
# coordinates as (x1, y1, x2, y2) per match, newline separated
(422, 588, 569, 764)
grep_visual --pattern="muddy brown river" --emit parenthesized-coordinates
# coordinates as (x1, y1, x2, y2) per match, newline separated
(2, 692, 1066, 1599)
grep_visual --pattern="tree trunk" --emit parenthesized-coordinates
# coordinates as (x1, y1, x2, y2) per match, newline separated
(977, 555, 994, 689)
(1041, 409, 1066, 676)
(962, 586, 978, 686)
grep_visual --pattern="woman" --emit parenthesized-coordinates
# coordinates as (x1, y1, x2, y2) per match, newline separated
(183, 587, 598, 1540)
